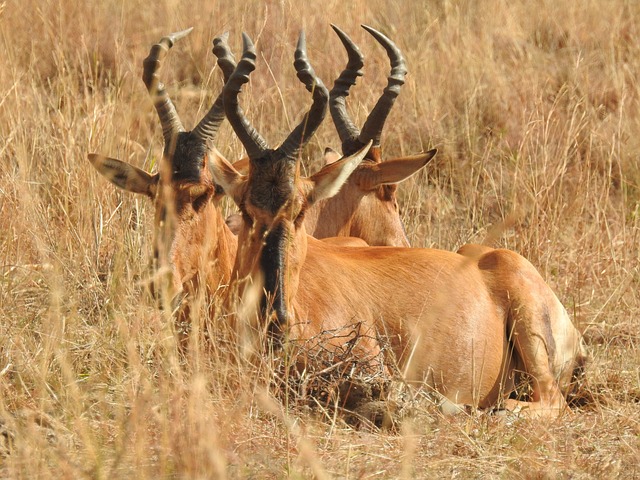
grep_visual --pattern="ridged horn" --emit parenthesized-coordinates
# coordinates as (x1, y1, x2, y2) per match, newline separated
(278, 31, 329, 161)
(329, 24, 364, 154)
(142, 28, 193, 152)
(223, 33, 269, 160)
(191, 32, 237, 145)
(358, 25, 407, 148)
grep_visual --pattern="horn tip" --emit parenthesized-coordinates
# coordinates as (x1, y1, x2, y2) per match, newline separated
(172, 27, 194, 41)
(296, 31, 307, 52)
(241, 32, 254, 50)
(361, 24, 392, 43)
(215, 31, 230, 43)
(213, 32, 231, 55)
(332, 25, 363, 61)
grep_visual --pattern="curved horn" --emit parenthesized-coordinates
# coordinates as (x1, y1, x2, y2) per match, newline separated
(191, 32, 237, 145)
(223, 33, 269, 160)
(358, 25, 407, 148)
(329, 25, 364, 153)
(212, 32, 237, 83)
(278, 31, 329, 161)
(142, 28, 193, 151)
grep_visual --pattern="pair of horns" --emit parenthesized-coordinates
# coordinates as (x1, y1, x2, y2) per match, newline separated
(144, 25, 404, 163)
(142, 28, 236, 151)
(221, 24, 404, 163)
(330, 25, 407, 155)
(221, 32, 328, 162)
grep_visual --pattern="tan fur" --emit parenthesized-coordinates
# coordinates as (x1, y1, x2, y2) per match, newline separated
(228, 148, 435, 246)
(89, 154, 238, 348)
(212, 150, 587, 417)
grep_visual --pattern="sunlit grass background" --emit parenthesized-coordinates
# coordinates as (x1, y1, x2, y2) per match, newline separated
(1, 0, 639, 477)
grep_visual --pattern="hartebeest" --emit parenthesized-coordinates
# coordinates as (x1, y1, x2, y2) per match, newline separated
(87, 29, 361, 346)
(308, 25, 436, 246)
(226, 25, 436, 247)
(88, 29, 239, 344)
(211, 31, 587, 416)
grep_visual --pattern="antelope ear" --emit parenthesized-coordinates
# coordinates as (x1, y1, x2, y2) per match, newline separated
(88, 154, 158, 197)
(225, 213, 243, 235)
(207, 148, 246, 205)
(307, 141, 372, 204)
(232, 156, 250, 174)
(323, 147, 342, 165)
(355, 148, 437, 191)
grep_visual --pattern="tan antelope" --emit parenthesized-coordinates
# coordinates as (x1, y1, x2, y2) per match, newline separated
(87, 29, 360, 345)
(88, 29, 240, 344)
(210, 31, 587, 416)
(309, 25, 437, 246)
(226, 25, 436, 247)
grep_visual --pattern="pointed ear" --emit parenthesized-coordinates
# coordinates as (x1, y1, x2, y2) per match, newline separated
(207, 148, 246, 205)
(88, 154, 158, 197)
(323, 147, 341, 165)
(232, 156, 250, 174)
(307, 141, 372, 204)
(225, 213, 243, 235)
(355, 148, 436, 190)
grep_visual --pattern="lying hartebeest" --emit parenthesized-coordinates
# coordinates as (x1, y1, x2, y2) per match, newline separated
(211, 31, 587, 416)
(226, 25, 436, 247)
(88, 29, 239, 345)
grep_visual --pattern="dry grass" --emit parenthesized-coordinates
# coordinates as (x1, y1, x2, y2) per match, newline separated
(1, 0, 639, 477)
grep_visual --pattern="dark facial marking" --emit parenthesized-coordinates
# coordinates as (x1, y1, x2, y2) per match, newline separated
(191, 191, 211, 211)
(249, 156, 296, 214)
(214, 183, 225, 197)
(260, 222, 288, 340)
(166, 132, 209, 183)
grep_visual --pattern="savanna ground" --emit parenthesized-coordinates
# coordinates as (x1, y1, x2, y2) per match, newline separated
(1, 0, 639, 477)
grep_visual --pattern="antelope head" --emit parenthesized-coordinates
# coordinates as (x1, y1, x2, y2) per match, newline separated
(308, 25, 437, 247)
(88, 29, 238, 308)
(209, 32, 370, 337)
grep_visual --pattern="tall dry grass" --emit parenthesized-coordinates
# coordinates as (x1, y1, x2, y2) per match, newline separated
(0, 0, 639, 477)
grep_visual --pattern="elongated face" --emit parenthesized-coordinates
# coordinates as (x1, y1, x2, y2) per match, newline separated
(210, 143, 372, 336)
(232, 157, 308, 335)
(89, 28, 236, 314)
(89, 132, 219, 305)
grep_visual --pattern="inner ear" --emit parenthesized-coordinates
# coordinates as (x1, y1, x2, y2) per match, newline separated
(355, 149, 437, 190)
(323, 147, 341, 165)
(232, 156, 250, 174)
(207, 149, 246, 206)
(88, 153, 158, 197)
(307, 141, 372, 204)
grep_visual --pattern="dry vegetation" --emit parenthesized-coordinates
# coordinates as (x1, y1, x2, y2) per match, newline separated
(1, 0, 639, 477)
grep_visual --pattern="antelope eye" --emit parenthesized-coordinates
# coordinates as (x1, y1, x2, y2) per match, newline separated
(192, 193, 210, 211)
(239, 204, 254, 228)
(186, 184, 212, 211)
